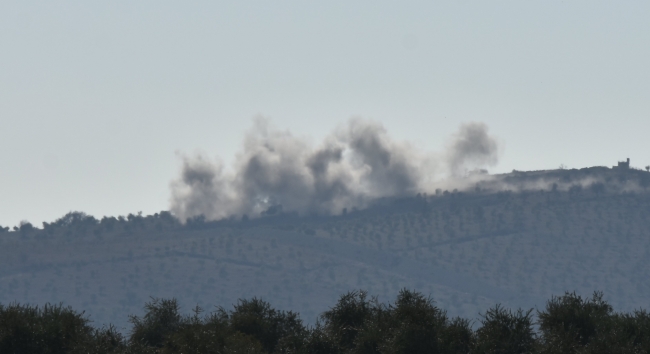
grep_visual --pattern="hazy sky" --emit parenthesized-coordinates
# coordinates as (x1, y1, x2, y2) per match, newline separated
(1, 1, 649, 227)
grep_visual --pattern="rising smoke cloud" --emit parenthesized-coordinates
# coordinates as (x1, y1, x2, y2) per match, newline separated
(447, 122, 499, 177)
(170, 118, 499, 221)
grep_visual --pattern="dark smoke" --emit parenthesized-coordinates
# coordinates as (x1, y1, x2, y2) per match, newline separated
(447, 122, 499, 177)
(170, 118, 499, 221)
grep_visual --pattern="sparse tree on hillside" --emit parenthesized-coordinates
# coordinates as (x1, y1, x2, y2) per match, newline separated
(590, 182, 606, 195)
(18, 221, 33, 233)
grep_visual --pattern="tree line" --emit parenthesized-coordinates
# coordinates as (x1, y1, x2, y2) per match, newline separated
(1, 290, 649, 353)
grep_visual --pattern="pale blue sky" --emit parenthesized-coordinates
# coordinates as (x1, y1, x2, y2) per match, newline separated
(1, 1, 649, 227)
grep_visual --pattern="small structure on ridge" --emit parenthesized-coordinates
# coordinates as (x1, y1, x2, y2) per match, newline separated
(613, 158, 630, 170)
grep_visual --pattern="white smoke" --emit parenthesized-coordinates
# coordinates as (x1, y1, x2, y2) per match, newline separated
(170, 118, 499, 221)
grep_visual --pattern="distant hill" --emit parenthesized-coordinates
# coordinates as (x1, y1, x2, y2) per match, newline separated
(1, 166, 650, 330)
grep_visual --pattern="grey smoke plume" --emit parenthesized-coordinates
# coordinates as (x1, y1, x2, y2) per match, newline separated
(170, 118, 499, 221)
(447, 122, 499, 177)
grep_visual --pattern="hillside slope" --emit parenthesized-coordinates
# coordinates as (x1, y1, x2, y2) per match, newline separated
(1, 167, 650, 330)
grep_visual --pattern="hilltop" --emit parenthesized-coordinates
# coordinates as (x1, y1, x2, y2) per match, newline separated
(1, 165, 650, 330)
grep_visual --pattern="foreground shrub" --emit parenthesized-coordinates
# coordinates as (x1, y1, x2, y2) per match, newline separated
(3, 290, 650, 353)
(474, 305, 535, 354)
(129, 298, 182, 348)
(537, 292, 650, 354)
(317, 289, 474, 354)
(0, 302, 124, 354)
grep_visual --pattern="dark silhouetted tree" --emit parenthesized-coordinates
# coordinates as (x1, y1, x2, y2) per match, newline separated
(129, 298, 182, 348)
(474, 304, 535, 354)
(229, 297, 306, 353)
(537, 291, 612, 353)
(0, 302, 124, 354)
(320, 290, 377, 351)
(381, 289, 449, 354)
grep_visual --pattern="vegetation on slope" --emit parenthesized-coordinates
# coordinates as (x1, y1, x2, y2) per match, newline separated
(2, 167, 650, 330)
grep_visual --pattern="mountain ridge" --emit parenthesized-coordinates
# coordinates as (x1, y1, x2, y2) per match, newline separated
(1, 165, 650, 331)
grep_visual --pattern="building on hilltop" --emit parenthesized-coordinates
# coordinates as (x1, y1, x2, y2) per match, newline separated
(613, 158, 630, 170)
